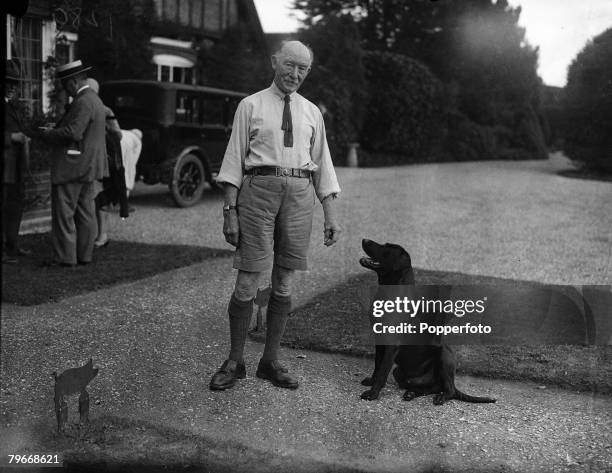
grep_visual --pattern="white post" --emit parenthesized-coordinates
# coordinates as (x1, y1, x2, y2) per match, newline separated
(346, 142, 359, 167)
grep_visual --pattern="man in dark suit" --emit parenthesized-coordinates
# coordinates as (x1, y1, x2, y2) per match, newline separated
(32, 60, 108, 266)
(3, 59, 31, 264)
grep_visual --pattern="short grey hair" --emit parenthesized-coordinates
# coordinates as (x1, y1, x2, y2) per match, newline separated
(273, 40, 314, 64)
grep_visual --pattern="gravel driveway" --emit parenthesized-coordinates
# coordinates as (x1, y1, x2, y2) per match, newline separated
(1, 155, 611, 472)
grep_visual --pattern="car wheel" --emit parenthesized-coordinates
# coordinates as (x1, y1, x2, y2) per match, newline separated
(170, 153, 205, 207)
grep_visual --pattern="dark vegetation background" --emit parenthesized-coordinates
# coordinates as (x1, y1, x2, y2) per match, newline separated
(291, 0, 610, 172)
(26, 0, 611, 174)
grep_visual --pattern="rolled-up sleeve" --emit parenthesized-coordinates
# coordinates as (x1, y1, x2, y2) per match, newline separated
(216, 99, 250, 189)
(310, 112, 341, 202)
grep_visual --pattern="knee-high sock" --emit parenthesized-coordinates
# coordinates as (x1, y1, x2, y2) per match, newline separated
(262, 293, 292, 361)
(228, 294, 254, 363)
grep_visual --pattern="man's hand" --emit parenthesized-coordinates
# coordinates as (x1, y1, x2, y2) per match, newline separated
(323, 220, 341, 246)
(221, 183, 240, 247)
(322, 193, 340, 247)
(223, 210, 240, 247)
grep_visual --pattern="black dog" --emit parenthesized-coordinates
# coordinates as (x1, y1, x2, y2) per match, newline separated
(359, 238, 496, 405)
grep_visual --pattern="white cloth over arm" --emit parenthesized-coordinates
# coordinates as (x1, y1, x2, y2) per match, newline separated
(120, 129, 143, 191)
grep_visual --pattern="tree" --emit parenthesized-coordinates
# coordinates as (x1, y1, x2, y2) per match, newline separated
(361, 51, 445, 161)
(294, 0, 547, 161)
(563, 28, 612, 172)
(297, 14, 367, 162)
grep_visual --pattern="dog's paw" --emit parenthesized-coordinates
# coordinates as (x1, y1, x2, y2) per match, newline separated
(403, 391, 417, 401)
(360, 389, 380, 401)
(361, 376, 374, 386)
(433, 393, 446, 405)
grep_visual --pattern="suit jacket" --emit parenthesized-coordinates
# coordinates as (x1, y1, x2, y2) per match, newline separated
(42, 87, 108, 185)
(3, 100, 27, 183)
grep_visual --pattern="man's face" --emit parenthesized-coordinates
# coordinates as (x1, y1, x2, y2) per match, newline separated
(272, 43, 312, 95)
(5, 81, 19, 101)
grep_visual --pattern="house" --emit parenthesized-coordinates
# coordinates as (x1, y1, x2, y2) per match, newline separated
(148, 0, 267, 85)
(5, 0, 266, 233)
(6, 0, 266, 117)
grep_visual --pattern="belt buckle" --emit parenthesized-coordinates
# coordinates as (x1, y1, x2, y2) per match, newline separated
(282, 168, 290, 177)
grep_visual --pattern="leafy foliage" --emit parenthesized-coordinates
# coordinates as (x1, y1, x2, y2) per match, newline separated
(293, 0, 547, 163)
(360, 51, 445, 160)
(563, 28, 612, 172)
(297, 15, 367, 163)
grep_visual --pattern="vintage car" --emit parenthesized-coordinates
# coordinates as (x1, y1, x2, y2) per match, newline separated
(100, 80, 247, 207)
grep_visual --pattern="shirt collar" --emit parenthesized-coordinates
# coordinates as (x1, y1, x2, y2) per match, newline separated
(269, 82, 296, 100)
(76, 84, 90, 95)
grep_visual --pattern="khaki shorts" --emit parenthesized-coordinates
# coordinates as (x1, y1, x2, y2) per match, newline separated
(233, 175, 315, 272)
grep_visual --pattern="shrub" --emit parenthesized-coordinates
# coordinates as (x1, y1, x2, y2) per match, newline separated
(445, 111, 496, 161)
(360, 51, 446, 163)
(563, 28, 612, 172)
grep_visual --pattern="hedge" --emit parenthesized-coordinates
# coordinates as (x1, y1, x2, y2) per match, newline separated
(360, 51, 446, 162)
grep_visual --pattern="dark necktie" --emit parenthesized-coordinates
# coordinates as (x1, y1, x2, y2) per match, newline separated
(282, 94, 293, 148)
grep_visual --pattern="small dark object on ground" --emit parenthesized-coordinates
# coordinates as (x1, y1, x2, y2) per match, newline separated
(54, 358, 99, 432)
(2, 233, 233, 305)
(250, 286, 272, 333)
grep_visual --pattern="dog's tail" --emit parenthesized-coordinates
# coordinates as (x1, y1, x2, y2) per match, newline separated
(454, 389, 496, 403)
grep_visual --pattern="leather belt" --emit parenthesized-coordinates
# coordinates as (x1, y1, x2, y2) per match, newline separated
(245, 166, 312, 178)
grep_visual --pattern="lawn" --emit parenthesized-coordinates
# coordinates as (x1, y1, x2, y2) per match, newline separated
(252, 267, 612, 394)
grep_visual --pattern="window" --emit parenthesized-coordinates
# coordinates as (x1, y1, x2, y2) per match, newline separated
(175, 93, 225, 125)
(191, 0, 203, 28)
(176, 93, 191, 122)
(155, 0, 234, 31)
(154, 54, 196, 84)
(179, 0, 190, 25)
(204, 0, 222, 32)
(55, 32, 77, 66)
(12, 16, 43, 116)
(160, 65, 171, 82)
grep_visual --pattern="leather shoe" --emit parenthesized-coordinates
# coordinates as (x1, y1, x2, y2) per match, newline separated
(256, 359, 298, 389)
(209, 359, 246, 390)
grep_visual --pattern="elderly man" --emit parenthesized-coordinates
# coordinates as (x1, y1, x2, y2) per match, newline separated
(210, 41, 341, 391)
(32, 60, 107, 266)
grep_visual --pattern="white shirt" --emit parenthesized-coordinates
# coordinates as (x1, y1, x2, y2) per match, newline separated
(216, 82, 341, 201)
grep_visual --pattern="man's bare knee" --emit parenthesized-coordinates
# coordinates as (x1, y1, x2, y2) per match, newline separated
(234, 270, 261, 300)
(271, 266, 295, 297)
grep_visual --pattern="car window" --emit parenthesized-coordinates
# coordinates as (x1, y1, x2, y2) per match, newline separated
(201, 97, 225, 125)
(176, 93, 225, 126)
(103, 89, 157, 117)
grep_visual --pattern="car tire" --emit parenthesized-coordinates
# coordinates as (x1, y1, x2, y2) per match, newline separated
(170, 153, 206, 207)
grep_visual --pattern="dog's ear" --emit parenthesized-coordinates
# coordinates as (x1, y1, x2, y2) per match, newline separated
(392, 251, 412, 271)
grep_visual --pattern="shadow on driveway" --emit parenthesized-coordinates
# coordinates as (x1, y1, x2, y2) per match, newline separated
(2, 233, 233, 306)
